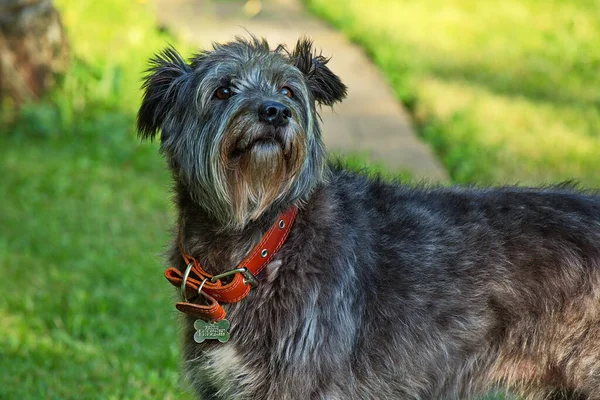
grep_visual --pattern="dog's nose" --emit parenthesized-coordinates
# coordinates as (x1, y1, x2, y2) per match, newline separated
(258, 101, 291, 127)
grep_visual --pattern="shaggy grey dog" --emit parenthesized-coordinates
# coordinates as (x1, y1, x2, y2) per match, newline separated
(138, 36, 600, 399)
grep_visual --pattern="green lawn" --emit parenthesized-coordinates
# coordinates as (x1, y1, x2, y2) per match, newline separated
(0, 0, 193, 398)
(306, 0, 600, 187)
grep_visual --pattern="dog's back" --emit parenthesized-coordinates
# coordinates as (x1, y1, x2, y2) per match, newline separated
(318, 169, 600, 398)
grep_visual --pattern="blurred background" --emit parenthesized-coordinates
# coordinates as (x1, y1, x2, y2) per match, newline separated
(0, 0, 598, 398)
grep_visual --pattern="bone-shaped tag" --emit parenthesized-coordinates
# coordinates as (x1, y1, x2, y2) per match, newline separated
(193, 319, 230, 343)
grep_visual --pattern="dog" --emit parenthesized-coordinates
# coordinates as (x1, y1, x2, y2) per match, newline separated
(137, 36, 600, 399)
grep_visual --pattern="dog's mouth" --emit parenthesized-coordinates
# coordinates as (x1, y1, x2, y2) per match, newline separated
(231, 128, 287, 159)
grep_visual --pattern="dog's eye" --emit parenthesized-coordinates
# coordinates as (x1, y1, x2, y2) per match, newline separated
(215, 87, 232, 100)
(280, 87, 293, 98)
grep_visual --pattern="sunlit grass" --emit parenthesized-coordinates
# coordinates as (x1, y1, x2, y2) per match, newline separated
(0, 0, 194, 398)
(306, 0, 600, 187)
(330, 151, 416, 182)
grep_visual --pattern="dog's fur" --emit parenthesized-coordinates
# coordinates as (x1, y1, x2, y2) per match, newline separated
(138, 36, 600, 399)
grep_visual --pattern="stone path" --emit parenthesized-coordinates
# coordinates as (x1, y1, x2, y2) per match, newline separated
(155, 0, 448, 182)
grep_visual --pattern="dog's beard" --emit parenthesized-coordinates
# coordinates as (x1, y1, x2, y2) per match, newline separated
(221, 115, 306, 227)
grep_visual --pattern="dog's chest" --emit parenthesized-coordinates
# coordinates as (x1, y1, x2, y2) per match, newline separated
(192, 343, 254, 399)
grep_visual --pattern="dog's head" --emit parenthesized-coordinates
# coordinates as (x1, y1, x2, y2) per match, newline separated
(138, 36, 346, 228)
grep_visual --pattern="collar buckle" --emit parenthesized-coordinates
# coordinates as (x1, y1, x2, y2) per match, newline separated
(211, 267, 258, 288)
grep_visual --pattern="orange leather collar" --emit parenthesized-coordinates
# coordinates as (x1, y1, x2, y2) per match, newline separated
(164, 206, 298, 322)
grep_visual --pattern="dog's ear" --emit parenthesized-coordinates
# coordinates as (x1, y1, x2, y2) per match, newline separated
(291, 38, 347, 106)
(137, 46, 193, 140)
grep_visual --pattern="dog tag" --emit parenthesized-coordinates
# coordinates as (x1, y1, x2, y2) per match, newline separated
(193, 319, 230, 343)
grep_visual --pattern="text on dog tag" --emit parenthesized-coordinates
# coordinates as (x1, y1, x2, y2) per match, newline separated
(194, 319, 230, 343)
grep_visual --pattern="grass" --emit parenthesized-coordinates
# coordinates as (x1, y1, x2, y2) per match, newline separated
(330, 151, 415, 181)
(0, 0, 194, 398)
(305, 0, 600, 187)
